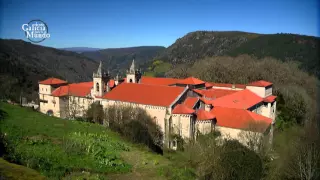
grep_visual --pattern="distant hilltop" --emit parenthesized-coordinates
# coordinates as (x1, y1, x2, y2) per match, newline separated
(60, 47, 102, 53)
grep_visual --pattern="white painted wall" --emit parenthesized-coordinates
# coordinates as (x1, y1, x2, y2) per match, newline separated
(196, 120, 213, 134)
(265, 87, 272, 97)
(246, 86, 266, 98)
(39, 84, 53, 95)
(216, 126, 265, 147)
(172, 114, 193, 139)
(39, 94, 61, 117)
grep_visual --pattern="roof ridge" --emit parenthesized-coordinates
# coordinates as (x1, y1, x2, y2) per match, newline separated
(125, 82, 186, 89)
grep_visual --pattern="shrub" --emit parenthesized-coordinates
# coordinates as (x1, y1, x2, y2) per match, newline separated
(85, 102, 105, 124)
(105, 105, 163, 153)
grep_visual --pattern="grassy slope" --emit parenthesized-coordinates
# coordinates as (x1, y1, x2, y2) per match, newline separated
(0, 158, 46, 180)
(0, 103, 173, 180)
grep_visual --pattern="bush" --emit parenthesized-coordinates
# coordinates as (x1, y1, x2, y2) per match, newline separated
(180, 134, 263, 180)
(105, 105, 163, 153)
(85, 102, 105, 124)
(216, 140, 263, 180)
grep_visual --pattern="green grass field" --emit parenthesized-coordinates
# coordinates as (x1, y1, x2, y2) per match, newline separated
(0, 158, 46, 180)
(0, 103, 192, 180)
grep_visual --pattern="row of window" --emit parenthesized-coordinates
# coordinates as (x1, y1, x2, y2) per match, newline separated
(172, 114, 192, 117)
(109, 100, 167, 110)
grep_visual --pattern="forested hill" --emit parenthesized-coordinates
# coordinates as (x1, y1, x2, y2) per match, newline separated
(82, 46, 166, 75)
(1, 31, 319, 101)
(0, 39, 99, 101)
(157, 31, 320, 78)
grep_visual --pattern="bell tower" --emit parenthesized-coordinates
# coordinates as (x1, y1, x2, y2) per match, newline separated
(126, 59, 141, 83)
(93, 61, 110, 97)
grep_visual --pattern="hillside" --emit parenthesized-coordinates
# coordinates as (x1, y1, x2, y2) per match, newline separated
(0, 39, 99, 101)
(157, 31, 320, 78)
(82, 46, 166, 75)
(0, 103, 192, 180)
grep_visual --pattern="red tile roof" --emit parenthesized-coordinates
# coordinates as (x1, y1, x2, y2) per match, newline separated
(211, 107, 272, 132)
(196, 109, 216, 121)
(199, 97, 215, 105)
(212, 89, 263, 109)
(247, 80, 273, 87)
(109, 79, 115, 88)
(205, 82, 214, 88)
(172, 104, 195, 114)
(102, 83, 186, 107)
(39, 78, 67, 85)
(176, 77, 205, 85)
(194, 89, 239, 99)
(52, 82, 93, 97)
(210, 83, 246, 89)
(139, 76, 180, 86)
(192, 89, 203, 95)
(183, 97, 199, 108)
(263, 95, 277, 103)
(51, 86, 69, 97)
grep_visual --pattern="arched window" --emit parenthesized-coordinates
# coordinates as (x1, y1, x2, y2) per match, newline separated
(46, 110, 53, 116)
(96, 83, 99, 92)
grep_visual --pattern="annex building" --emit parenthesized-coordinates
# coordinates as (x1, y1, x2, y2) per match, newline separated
(38, 60, 277, 149)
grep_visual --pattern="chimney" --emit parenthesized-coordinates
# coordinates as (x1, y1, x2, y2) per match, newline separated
(115, 74, 119, 85)
(232, 83, 236, 89)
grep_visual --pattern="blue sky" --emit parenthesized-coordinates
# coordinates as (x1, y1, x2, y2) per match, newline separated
(0, 0, 319, 48)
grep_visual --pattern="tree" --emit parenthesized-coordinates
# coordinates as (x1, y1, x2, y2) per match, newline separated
(85, 102, 104, 124)
(238, 120, 271, 156)
(60, 96, 85, 120)
(216, 140, 263, 180)
(104, 105, 163, 152)
(182, 135, 263, 180)
(269, 124, 320, 180)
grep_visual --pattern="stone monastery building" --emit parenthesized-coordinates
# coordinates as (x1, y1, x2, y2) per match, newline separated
(39, 60, 277, 149)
